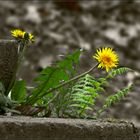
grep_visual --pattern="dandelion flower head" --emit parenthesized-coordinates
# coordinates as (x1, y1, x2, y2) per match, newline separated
(11, 29, 25, 39)
(93, 47, 119, 72)
(11, 29, 34, 42)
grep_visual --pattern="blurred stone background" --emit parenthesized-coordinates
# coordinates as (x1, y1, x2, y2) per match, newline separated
(0, 0, 140, 127)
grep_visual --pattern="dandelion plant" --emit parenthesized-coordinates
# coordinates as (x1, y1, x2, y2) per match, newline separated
(0, 29, 134, 119)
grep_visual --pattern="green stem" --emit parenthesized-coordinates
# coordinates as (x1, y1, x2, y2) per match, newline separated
(27, 63, 98, 104)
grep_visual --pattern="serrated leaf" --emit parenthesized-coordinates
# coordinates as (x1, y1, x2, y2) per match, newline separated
(27, 67, 69, 104)
(58, 50, 81, 70)
(26, 50, 82, 105)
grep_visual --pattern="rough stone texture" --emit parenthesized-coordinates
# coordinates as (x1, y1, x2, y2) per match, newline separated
(0, 40, 18, 90)
(0, 116, 139, 140)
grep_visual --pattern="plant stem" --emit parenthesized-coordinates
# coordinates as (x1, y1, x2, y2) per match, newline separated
(27, 63, 98, 104)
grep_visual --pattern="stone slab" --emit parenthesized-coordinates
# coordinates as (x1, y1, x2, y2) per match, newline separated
(0, 116, 139, 140)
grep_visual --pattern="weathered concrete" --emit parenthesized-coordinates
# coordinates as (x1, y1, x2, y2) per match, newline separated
(0, 116, 138, 140)
(0, 40, 18, 90)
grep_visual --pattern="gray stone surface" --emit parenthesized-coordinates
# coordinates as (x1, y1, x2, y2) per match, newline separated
(0, 40, 18, 90)
(0, 116, 139, 140)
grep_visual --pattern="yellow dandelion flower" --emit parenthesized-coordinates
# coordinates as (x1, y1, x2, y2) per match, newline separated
(11, 29, 34, 42)
(93, 47, 119, 72)
(11, 29, 25, 39)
